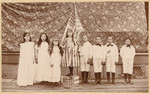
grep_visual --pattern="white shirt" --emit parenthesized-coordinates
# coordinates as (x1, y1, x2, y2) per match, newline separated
(92, 45, 105, 61)
(105, 43, 118, 62)
(79, 41, 92, 58)
(120, 45, 135, 59)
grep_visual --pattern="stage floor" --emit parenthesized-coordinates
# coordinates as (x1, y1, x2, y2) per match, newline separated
(2, 79, 148, 92)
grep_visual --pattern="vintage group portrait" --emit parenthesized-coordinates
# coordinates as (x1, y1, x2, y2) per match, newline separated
(1, 0, 149, 92)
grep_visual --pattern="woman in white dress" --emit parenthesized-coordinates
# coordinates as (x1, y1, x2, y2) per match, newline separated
(49, 36, 63, 88)
(35, 33, 51, 84)
(17, 32, 35, 86)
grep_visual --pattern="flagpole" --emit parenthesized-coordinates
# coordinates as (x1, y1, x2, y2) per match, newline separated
(74, 3, 79, 75)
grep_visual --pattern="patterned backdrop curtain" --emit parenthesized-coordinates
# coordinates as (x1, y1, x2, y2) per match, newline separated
(1, 2, 148, 52)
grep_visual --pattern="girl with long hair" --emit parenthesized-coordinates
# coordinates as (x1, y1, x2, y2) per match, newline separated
(49, 36, 63, 88)
(35, 33, 51, 84)
(17, 32, 35, 86)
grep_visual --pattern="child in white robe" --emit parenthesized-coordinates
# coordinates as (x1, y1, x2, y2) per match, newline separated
(35, 33, 51, 84)
(92, 36, 105, 84)
(49, 36, 63, 88)
(17, 32, 35, 86)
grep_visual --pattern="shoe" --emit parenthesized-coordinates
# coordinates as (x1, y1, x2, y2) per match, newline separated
(69, 73, 73, 76)
(127, 81, 133, 85)
(112, 80, 116, 84)
(85, 81, 90, 84)
(123, 81, 127, 84)
(66, 73, 71, 76)
(80, 81, 84, 84)
(51, 83, 54, 88)
(98, 81, 101, 84)
(106, 80, 110, 84)
(94, 81, 99, 84)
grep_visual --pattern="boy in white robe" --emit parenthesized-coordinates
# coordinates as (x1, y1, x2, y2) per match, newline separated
(92, 37, 105, 84)
(78, 35, 92, 84)
(105, 37, 118, 84)
(120, 39, 135, 84)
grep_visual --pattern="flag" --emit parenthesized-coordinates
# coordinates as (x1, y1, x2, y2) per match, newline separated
(61, 4, 84, 43)
(61, 4, 84, 69)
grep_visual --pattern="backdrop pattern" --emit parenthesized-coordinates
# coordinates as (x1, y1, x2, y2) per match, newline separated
(1, 2, 148, 52)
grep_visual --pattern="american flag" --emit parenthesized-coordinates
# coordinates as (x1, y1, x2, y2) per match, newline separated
(61, 4, 84, 43)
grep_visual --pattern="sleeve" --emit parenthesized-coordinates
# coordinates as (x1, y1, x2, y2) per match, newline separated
(132, 46, 136, 58)
(19, 43, 22, 49)
(60, 38, 67, 47)
(115, 45, 119, 62)
(91, 46, 93, 58)
(89, 43, 92, 59)
(34, 44, 38, 50)
(120, 46, 124, 58)
(102, 46, 106, 62)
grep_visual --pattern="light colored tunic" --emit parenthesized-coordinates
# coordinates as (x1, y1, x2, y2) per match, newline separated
(120, 45, 135, 74)
(17, 42, 35, 86)
(105, 43, 118, 72)
(35, 42, 51, 82)
(49, 46, 62, 82)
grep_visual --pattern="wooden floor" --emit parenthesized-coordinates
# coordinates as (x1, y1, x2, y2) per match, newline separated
(2, 79, 149, 92)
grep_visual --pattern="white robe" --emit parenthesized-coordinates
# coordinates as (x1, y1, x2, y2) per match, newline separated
(17, 42, 35, 86)
(105, 43, 118, 72)
(49, 46, 62, 82)
(120, 45, 135, 74)
(35, 42, 51, 82)
(92, 45, 105, 72)
(78, 41, 92, 72)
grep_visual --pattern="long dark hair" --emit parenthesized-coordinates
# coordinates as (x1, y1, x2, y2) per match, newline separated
(37, 33, 50, 47)
(50, 40, 64, 56)
(22, 32, 31, 43)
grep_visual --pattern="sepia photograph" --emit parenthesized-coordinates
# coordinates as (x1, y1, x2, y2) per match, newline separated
(1, 1, 149, 92)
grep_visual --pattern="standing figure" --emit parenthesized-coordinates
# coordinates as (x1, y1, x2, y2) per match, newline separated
(78, 35, 92, 84)
(17, 32, 35, 86)
(35, 33, 51, 84)
(60, 29, 78, 76)
(105, 37, 118, 84)
(120, 39, 135, 85)
(92, 36, 105, 84)
(49, 36, 63, 88)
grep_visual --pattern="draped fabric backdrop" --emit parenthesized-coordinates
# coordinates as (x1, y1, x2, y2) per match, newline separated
(1, 2, 148, 52)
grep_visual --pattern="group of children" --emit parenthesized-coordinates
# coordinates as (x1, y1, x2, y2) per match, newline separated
(78, 35, 135, 85)
(17, 29, 135, 88)
(17, 32, 63, 88)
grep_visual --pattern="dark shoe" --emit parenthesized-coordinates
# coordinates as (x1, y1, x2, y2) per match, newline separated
(80, 81, 84, 84)
(69, 73, 73, 76)
(85, 81, 90, 84)
(66, 73, 71, 76)
(106, 80, 110, 84)
(94, 81, 99, 84)
(128, 82, 133, 85)
(112, 80, 116, 84)
(97, 81, 101, 84)
(51, 83, 54, 88)
(123, 80, 127, 84)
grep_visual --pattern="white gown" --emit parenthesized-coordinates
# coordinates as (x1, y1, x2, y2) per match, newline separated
(49, 46, 61, 82)
(17, 42, 35, 86)
(35, 42, 51, 82)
